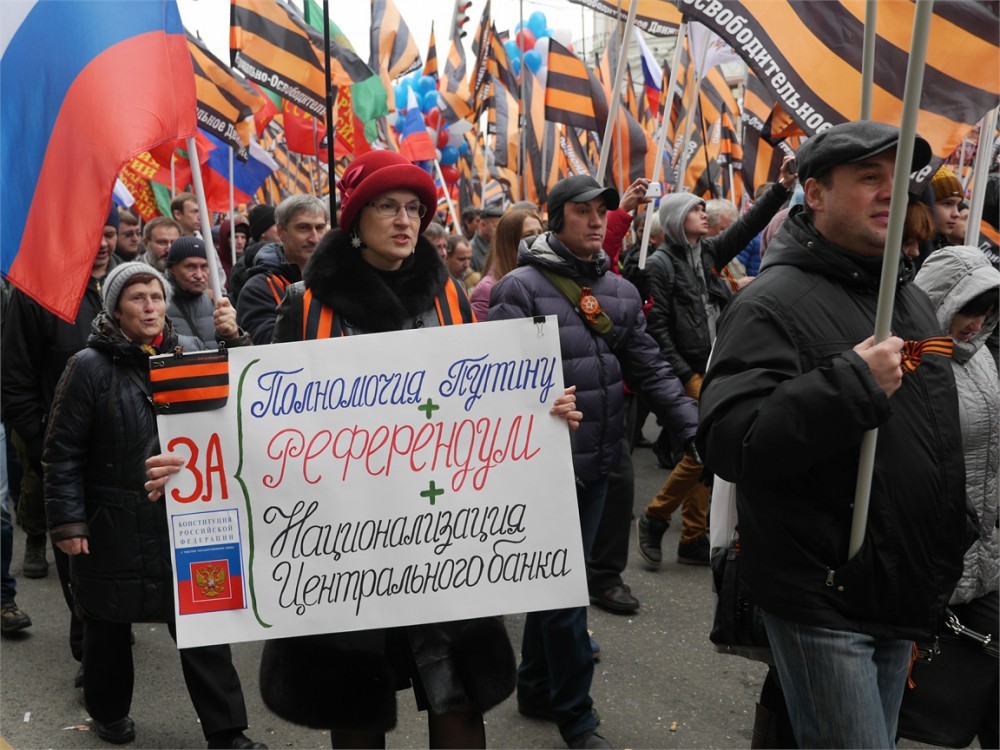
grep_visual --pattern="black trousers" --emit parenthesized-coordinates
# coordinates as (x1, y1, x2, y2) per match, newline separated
(82, 617, 249, 738)
(587, 394, 637, 594)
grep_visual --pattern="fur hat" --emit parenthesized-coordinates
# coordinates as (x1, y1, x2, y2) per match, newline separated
(338, 151, 437, 233)
(102, 261, 171, 314)
(167, 236, 207, 267)
(930, 166, 963, 202)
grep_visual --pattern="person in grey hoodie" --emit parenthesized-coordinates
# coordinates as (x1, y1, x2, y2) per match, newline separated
(904, 245, 999, 748)
(636, 161, 796, 569)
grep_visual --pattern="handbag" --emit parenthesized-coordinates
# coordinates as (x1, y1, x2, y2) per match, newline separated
(897, 592, 999, 748)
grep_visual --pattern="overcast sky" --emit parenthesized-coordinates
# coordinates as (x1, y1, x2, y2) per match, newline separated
(177, 0, 597, 65)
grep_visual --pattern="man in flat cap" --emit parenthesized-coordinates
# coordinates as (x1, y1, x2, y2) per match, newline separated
(470, 204, 503, 272)
(489, 174, 698, 749)
(696, 121, 968, 747)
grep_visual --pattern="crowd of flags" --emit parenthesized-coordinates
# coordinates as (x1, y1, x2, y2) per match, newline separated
(0, 0, 998, 322)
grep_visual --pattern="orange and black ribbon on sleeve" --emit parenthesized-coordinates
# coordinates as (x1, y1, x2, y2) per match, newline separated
(900, 336, 954, 374)
(149, 349, 230, 414)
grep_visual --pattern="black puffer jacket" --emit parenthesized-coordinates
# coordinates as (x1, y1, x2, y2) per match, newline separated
(647, 184, 788, 383)
(236, 243, 302, 345)
(489, 232, 698, 481)
(43, 314, 248, 623)
(260, 229, 515, 731)
(697, 209, 969, 640)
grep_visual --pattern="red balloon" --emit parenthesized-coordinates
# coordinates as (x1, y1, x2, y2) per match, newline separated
(437, 128, 450, 149)
(441, 165, 460, 183)
(425, 107, 442, 130)
(516, 28, 536, 51)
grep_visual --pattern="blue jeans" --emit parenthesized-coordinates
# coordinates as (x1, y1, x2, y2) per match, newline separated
(518, 476, 608, 743)
(1, 422, 15, 604)
(762, 610, 912, 749)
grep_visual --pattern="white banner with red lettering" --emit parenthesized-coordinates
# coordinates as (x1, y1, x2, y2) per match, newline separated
(156, 316, 586, 649)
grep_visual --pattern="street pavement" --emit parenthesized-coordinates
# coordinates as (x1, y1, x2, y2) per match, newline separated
(0, 419, 946, 749)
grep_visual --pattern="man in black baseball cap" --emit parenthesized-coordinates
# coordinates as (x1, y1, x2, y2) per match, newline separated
(697, 120, 964, 748)
(488, 176, 698, 749)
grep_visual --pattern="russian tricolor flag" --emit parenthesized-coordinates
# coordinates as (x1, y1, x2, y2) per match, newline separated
(635, 31, 663, 120)
(1, 1, 197, 322)
(175, 542, 246, 616)
(398, 88, 437, 163)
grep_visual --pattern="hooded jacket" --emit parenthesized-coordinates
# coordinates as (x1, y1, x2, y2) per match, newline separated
(42, 314, 248, 622)
(489, 232, 698, 482)
(914, 246, 999, 606)
(646, 184, 788, 383)
(235, 242, 302, 345)
(260, 229, 515, 732)
(697, 209, 968, 640)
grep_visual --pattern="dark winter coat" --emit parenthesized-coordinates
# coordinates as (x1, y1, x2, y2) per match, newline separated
(166, 281, 217, 342)
(1, 265, 117, 469)
(647, 184, 788, 383)
(697, 209, 969, 641)
(236, 243, 302, 345)
(260, 228, 515, 731)
(43, 314, 249, 623)
(489, 232, 699, 482)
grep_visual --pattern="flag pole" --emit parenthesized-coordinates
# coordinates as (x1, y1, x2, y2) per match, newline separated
(434, 159, 461, 234)
(594, 0, 638, 182)
(849, 0, 934, 559)
(675, 23, 710, 190)
(228, 146, 237, 268)
(322, 0, 337, 219)
(185, 136, 224, 302)
(860, 0, 877, 120)
(638, 19, 688, 270)
(519, 0, 528, 202)
(965, 105, 999, 245)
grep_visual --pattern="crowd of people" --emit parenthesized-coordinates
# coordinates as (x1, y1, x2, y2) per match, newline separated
(2, 120, 998, 750)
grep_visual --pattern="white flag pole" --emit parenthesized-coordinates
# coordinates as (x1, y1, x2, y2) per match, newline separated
(965, 106, 999, 246)
(185, 136, 224, 302)
(594, 0, 638, 182)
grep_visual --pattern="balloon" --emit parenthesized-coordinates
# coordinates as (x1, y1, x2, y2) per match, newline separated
(503, 39, 520, 62)
(425, 107, 442, 129)
(418, 75, 437, 95)
(437, 128, 450, 149)
(441, 164, 460, 183)
(434, 148, 442, 162)
(457, 140, 470, 156)
(440, 145, 459, 166)
(394, 85, 407, 111)
(533, 37, 549, 57)
(422, 90, 439, 113)
(551, 27, 572, 47)
(448, 129, 465, 148)
(536, 26, 551, 38)
(524, 49, 542, 73)
(511, 56, 521, 77)
(516, 28, 536, 51)
(527, 11, 547, 37)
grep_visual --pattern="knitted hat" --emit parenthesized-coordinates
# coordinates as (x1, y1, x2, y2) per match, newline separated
(338, 151, 437, 233)
(106, 203, 120, 231)
(930, 166, 963, 202)
(167, 236, 207, 267)
(102, 261, 172, 314)
(248, 205, 276, 241)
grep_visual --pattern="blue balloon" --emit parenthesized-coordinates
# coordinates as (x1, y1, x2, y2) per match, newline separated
(527, 11, 548, 37)
(536, 26, 551, 38)
(422, 90, 439, 113)
(524, 49, 542, 73)
(458, 140, 470, 156)
(511, 55, 521, 77)
(418, 75, 437, 95)
(394, 85, 407, 110)
(504, 39, 520, 61)
(440, 145, 460, 166)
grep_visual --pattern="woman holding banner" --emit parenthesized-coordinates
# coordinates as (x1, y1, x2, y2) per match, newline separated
(142, 151, 580, 749)
(43, 262, 264, 749)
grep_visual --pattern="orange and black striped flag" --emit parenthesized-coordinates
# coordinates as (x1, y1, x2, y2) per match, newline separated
(717, 109, 744, 203)
(230, 0, 327, 117)
(567, 0, 682, 38)
(150, 350, 230, 415)
(469, 0, 492, 115)
(523, 69, 554, 206)
(369, 0, 422, 105)
(444, 0, 468, 82)
(680, 0, 1000, 182)
(545, 39, 599, 133)
(488, 26, 519, 99)
(423, 22, 439, 80)
(740, 67, 799, 197)
(187, 32, 263, 161)
(488, 75, 519, 171)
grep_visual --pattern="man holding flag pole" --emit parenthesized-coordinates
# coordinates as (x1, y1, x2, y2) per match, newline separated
(694, 2, 971, 741)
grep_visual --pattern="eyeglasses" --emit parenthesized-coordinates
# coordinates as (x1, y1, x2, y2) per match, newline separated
(368, 200, 426, 221)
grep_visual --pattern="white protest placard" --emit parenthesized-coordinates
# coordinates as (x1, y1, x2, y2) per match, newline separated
(155, 316, 587, 649)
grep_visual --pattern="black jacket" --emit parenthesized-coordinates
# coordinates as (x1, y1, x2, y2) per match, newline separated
(1, 268, 114, 468)
(42, 314, 249, 622)
(236, 243, 302, 345)
(696, 209, 969, 640)
(260, 229, 515, 731)
(646, 185, 788, 383)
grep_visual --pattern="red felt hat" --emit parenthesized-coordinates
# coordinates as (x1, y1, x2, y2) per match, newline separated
(338, 151, 438, 233)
